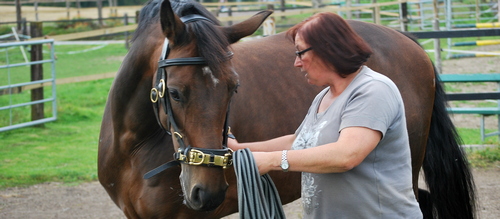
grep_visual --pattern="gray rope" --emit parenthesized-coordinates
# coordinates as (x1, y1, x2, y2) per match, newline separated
(233, 148, 286, 219)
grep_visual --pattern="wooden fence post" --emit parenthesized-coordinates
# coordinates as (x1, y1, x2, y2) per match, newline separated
(227, 6, 232, 26)
(264, 4, 276, 36)
(124, 13, 130, 50)
(374, 6, 381, 25)
(371, 0, 380, 25)
(312, 0, 321, 9)
(30, 22, 45, 125)
(135, 10, 140, 24)
(76, 0, 81, 17)
(108, 0, 113, 14)
(281, 0, 286, 15)
(97, 0, 103, 26)
(16, 0, 22, 32)
(432, 0, 442, 74)
(475, 0, 480, 24)
(346, 0, 352, 19)
(22, 18, 27, 36)
(66, 0, 70, 19)
(35, 0, 39, 21)
(400, 2, 408, 31)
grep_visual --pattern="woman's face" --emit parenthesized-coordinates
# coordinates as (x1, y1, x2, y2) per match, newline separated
(294, 34, 331, 86)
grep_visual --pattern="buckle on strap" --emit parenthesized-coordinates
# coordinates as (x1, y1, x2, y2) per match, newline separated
(175, 148, 233, 169)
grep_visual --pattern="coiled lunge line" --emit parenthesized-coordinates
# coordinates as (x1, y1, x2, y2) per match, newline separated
(233, 148, 286, 219)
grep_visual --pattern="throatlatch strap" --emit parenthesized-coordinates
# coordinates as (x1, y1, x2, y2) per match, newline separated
(143, 161, 180, 179)
(233, 148, 285, 219)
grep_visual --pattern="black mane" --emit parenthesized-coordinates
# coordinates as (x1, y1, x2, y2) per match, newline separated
(132, 0, 230, 76)
(133, 0, 219, 41)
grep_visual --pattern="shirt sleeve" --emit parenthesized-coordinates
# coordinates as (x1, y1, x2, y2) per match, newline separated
(339, 79, 402, 137)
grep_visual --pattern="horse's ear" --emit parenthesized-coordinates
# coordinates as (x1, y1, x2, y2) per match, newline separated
(160, 0, 185, 44)
(222, 10, 273, 44)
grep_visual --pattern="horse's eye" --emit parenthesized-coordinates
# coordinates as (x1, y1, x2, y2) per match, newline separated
(234, 83, 240, 93)
(169, 89, 181, 102)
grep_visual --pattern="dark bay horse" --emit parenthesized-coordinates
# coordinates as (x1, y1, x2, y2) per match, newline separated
(98, 0, 475, 218)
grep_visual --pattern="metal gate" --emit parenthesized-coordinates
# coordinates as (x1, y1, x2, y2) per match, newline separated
(0, 39, 57, 132)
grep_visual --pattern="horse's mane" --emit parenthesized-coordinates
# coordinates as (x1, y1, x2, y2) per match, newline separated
(132, 0, 230, 76)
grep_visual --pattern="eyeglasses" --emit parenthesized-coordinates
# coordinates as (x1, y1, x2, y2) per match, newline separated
(295, 47, 313, 59)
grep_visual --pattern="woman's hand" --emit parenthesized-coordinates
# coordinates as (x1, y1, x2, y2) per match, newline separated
(252, 151, 280, 175)
(226, 130, 294, 175)
(227, 137, 241, 151)
(226, 127, 241, 151)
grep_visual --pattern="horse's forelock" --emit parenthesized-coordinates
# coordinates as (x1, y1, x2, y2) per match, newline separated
(132, 0, 231, 80)
(132, 0, 220, 43)
(176, 1, 220, 25)
(173, 0, 229, 79)
(188, 21, 231, 79)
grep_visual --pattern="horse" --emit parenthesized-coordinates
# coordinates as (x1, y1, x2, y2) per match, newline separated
(97, 0, 476, 218)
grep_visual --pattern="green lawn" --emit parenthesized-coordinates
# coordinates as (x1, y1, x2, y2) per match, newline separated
(1, 43, 125, 189)
(0, 78, 112, 188)
(0, 34, 499, 190)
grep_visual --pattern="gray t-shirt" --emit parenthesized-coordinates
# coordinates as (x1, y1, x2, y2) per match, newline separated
(292, 66, 422, 219)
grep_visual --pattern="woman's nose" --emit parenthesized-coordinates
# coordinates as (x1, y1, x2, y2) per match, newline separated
(294, 56, 302, 67)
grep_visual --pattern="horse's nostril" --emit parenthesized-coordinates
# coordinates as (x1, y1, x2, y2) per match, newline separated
(191, 185, 204, 204)
(189, 184, 226, 211)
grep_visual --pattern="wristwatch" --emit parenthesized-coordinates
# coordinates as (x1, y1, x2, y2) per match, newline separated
(281, 150, 289, 172)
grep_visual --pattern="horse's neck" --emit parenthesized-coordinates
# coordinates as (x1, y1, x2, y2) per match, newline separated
(109, 38, 163, 144)
(113, 34, 163, 98)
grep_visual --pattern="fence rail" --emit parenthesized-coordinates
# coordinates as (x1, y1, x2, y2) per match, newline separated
(3, 0, 498, 41)
(0, 39, 57, 132)
(0, 72, 116, 95)
(2, 0, 499, 135)
(439, 73, 500, 141)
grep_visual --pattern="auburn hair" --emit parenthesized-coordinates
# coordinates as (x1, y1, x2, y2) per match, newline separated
(287, 12, 373, 77)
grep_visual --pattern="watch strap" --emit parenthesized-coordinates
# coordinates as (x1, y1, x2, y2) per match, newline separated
(281, 150, 289, 172)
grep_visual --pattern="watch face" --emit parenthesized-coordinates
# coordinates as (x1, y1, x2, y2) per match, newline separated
(281, 162, 289, 170)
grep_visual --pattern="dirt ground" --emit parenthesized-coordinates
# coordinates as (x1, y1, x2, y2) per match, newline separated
(1, 46, 499, 218)
(0, 168, 498, 219)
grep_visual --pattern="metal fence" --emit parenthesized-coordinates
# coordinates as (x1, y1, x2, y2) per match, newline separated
(332, 0, 498, 31)
(0, 39, 57, 132)
(415, 0, 498, 30)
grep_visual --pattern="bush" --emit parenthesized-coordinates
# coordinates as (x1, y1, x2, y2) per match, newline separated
(0, 25, 13, 35)
(55, 17, 97, 31)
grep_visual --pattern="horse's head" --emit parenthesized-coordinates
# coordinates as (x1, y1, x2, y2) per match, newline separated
(148, 0, 272, 211)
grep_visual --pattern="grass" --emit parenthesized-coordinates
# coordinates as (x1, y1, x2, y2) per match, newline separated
(1, 13, 499, 189)
(0, 79, 112, 188)
(467, 146, 500, 168)
(0, 43, 125, 84)
(1, 80, 497, 189)
(0, 43, 126, 189)
(457, 128, 500, 145)
(0, 43, 126, 127)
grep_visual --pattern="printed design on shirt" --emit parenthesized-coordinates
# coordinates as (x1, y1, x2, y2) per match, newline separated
(302, 172, 319, 214)
(291, 120, 326, 150)
(292, 120, 327, 214)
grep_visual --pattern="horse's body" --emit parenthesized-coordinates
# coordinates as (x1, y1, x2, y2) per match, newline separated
(98, 0, 475, 218)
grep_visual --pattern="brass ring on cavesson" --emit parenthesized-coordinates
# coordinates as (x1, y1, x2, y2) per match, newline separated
(150, 88, 159, 103)
(158, 79, 166, 98)
(174, 132, 183, 139)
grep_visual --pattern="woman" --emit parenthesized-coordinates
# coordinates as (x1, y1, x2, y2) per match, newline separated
(228, 12, 422, 218)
